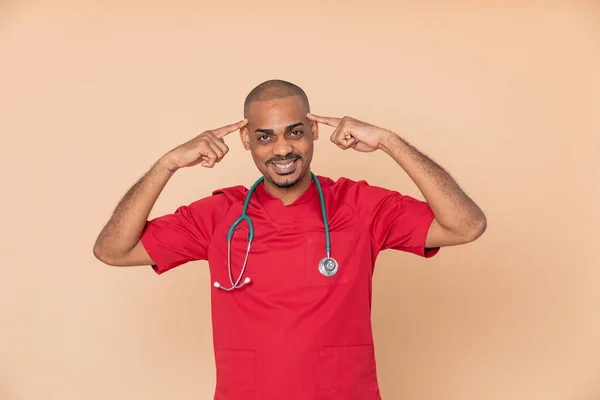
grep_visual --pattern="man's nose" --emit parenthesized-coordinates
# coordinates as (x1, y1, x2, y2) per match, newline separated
(272, 137, 293, 156)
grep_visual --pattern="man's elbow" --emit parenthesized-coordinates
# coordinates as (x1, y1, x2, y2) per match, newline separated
(93, 244, 119, 266)
(464, 214, 487, 243)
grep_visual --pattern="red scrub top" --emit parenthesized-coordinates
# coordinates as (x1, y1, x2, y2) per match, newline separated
(141, 175, 439, 400)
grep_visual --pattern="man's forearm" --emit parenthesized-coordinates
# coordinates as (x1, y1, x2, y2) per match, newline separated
(93, 156, 175, 259)
(379, 132, 486, 237)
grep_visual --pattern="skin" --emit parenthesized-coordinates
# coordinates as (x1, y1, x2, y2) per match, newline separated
(240, 95, 319, 206)
(305, 113, 487, 248)
(93, 94, 486, 267)
(92, 119, 248, 266)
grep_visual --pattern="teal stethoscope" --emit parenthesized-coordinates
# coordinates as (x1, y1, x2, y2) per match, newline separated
(213, 172, 338, 291)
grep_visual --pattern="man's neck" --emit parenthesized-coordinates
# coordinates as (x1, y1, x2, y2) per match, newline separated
(263, 172, 312, 206)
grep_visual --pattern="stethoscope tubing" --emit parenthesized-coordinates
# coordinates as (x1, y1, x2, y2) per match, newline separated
(214, 172, 335, 291)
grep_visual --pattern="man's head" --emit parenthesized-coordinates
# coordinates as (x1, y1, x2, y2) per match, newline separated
(241, 80, 318, 190)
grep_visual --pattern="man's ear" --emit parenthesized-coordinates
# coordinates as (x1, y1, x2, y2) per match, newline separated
(310, 119, 319, 141)
(240, 127, 251, 150)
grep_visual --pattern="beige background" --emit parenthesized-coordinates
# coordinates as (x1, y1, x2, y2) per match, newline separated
(1, 1, 599, 399)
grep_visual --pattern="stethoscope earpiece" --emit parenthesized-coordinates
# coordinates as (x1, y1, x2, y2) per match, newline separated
(214, 172, 338, 292)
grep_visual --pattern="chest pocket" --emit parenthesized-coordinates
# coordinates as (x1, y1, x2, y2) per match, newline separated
(305, 230, 356, 286)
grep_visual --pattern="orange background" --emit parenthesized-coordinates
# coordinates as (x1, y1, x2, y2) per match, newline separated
(1, 1, 599, 399)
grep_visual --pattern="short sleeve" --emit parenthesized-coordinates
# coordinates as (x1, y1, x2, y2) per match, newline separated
(140, 193, 227, 274)
(344, 180, 439, 258)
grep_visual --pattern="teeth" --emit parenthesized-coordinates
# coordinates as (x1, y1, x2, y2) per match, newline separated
(274, 161, 294, 169)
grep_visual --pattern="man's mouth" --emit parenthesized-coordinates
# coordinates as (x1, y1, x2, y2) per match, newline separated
(270, 158, 299, 175)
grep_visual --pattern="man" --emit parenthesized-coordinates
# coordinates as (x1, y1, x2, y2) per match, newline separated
(93, 79, 486, 400)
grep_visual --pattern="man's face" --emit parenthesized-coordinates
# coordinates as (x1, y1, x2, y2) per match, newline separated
(241, 96, 318, 189)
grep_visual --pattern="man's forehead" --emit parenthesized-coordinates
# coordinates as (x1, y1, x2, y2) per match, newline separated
(247, 97, 306, 126)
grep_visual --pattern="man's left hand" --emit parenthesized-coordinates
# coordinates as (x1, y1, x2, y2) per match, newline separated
(307, 113, 396, 153)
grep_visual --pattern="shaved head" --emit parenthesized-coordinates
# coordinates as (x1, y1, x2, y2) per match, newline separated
(243, 79, 310, 118)
(239, 79, 318, 193)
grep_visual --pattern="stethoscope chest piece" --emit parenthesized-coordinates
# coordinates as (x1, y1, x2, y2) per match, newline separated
(319, 256, 339, 277)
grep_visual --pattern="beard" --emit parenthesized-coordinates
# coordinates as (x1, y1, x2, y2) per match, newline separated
(265, 153, 304, 188)
(269, 174, 302, 189)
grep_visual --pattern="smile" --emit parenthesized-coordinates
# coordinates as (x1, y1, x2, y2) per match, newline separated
(274, 161, 295, 169)
(270, 158, 299, 174)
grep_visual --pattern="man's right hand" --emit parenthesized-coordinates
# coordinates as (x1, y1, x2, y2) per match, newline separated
(162, 118, 248, 172)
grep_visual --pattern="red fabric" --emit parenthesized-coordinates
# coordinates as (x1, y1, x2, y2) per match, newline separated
(141, 176, 439, 400)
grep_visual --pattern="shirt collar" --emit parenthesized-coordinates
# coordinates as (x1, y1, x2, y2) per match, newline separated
(253, 176, 318, 223)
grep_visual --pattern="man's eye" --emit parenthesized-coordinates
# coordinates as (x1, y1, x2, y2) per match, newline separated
(258, 135, 270, 142)
(290, 130, 303, 137)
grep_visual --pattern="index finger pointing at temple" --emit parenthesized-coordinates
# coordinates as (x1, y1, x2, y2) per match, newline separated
(213, 118, 248, 138)
(306, 113, 341, 128)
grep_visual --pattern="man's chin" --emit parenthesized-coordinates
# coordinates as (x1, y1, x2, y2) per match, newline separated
(271, 176, 301, 189)
(267, 171, 302, 189)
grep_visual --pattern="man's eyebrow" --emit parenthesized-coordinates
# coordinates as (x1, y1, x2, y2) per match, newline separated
(254, 122, 304, 134)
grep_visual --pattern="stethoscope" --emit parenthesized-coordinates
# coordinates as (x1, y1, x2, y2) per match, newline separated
(213, 172, 338, 291)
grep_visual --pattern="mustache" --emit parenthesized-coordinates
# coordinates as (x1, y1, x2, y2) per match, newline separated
(266, 154, 303, 164)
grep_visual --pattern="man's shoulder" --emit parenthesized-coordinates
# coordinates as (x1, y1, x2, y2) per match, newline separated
(317, 175, 378, 194)
(317, 174, 358, 187)
(211, 184, 249, 202)
(181, 184, 247, 214)
(317, 174, 400, 207)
